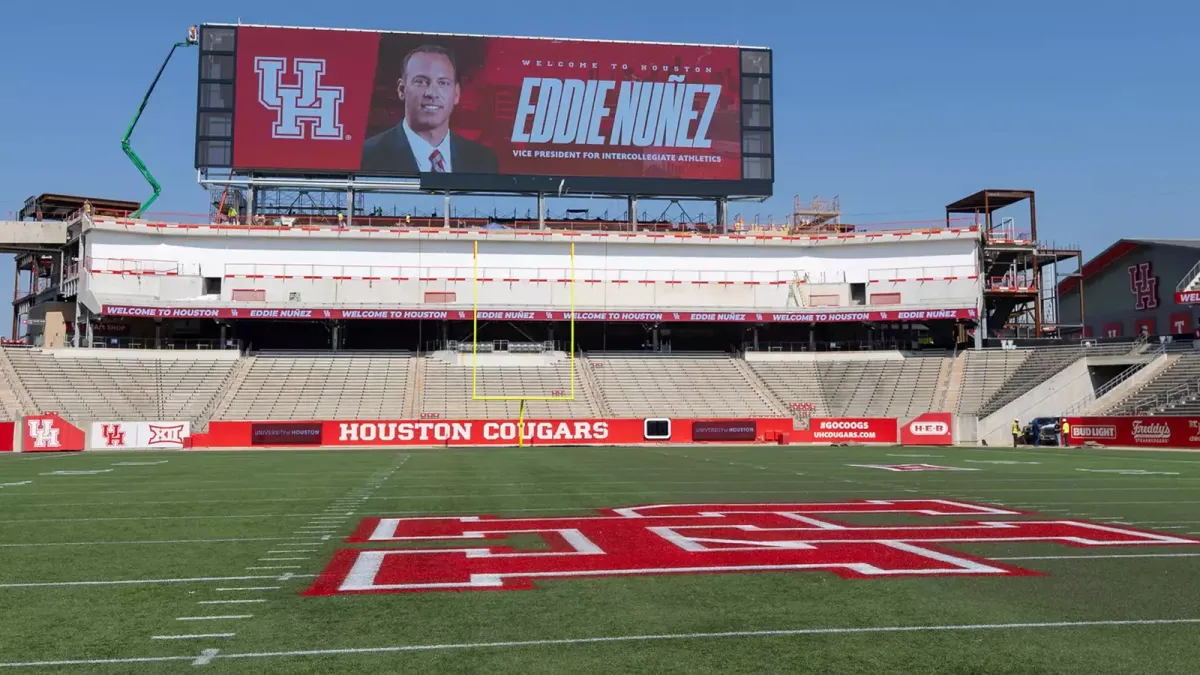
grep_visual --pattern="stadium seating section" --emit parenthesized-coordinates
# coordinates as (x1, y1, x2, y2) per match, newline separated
(1102, 352, 1200, 416)
(0, 341, 1197, 434)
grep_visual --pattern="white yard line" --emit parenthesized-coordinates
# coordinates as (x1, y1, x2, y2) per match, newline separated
(175, 615, 253, 621)
(0, 574, 314, 590)
(216, 587, 280, 592)
(0, 513, 327, 524)
(257, 557, 310, 561)
(993, 553, 1200, 561)
(197, 599, 267, 605)
(0, 537, 288, 548)
(149, 634, 235, 641)
(3, 619, 1199, 669)
(244, 566, 302, 570)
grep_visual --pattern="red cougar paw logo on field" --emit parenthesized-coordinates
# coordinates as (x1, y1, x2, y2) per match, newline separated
(304, 500, 1200, 596)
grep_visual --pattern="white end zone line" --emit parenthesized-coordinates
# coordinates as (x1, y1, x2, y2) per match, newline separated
(3, 619, 1200, 669)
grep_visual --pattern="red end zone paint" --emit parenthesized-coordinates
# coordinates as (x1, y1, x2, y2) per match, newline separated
(304, 500, 1200, 596)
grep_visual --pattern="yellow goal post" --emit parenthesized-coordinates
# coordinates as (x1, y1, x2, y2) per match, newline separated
(470, 240, 577, 446)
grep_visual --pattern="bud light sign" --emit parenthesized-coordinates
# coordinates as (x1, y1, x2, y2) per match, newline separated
(1064, 416, 1200, 449)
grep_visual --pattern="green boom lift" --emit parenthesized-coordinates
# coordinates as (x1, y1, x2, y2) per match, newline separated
(121, 26, 199, 218)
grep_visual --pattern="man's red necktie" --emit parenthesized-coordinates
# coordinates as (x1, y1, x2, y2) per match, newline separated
(430, 149, 446, 173)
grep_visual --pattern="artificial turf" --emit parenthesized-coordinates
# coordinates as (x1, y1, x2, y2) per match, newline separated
(1, 444, 1199, 674)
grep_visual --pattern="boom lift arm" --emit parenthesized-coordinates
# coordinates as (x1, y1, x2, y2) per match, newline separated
(121, 26, 198, 217)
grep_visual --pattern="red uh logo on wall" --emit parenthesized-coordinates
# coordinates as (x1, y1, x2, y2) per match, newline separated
(1128, 262, 1159, 310)
(101, 424, 127, 447)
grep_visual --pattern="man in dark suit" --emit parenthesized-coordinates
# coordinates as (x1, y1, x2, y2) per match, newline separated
(360, 44, 498, 175)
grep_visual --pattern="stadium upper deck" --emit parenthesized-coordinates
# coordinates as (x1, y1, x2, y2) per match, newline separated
(2, 188, 1079, 351)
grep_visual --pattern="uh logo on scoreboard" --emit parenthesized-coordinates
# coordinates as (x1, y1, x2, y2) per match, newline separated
(254, 56, 345, 141)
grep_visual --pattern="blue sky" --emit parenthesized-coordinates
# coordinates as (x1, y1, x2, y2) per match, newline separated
(1, 0, 1196, 335)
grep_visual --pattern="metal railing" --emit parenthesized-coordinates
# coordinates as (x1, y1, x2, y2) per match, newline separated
(743, 340, 942, 353)
(866, 265, 977, 281)
(435, 340, 563, 354)
(89, 337, 243, 351)
(1063, 342, 1168, 416)
(1177, 259, 1200, 292)
(1132, 377, 1200, 414)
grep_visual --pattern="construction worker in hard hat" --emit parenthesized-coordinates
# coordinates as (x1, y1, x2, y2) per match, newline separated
(1012, 419, 1021, 447)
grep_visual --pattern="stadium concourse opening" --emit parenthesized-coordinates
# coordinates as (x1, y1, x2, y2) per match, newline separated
(126, 317, 965, 351)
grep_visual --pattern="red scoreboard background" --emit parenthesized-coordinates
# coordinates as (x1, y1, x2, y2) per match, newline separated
(229, 26, 748, 182)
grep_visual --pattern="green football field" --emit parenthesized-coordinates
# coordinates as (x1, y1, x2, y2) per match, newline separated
(2, 444, 1200, 674)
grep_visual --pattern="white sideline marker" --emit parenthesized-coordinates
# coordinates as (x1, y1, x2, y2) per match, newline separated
(151, 634, 235, 640)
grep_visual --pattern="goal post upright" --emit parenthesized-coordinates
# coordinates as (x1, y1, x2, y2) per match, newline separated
(472, 239, 577, 405)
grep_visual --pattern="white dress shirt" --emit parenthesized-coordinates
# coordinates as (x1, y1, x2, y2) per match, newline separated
(402, 119, 452, 172)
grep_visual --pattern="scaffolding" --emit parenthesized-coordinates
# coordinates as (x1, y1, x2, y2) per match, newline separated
(788, 195, 841, 233)
(946, 189, 1085, 341)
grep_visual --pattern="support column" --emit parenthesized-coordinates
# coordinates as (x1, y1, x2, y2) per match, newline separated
(752, 325, 760, 351)
(628, 196, 638, 231)
(71, 299, 81, 348)
(537, 192, 546, 230)
(331, 321, 341, 352)
(85, 313, 94, 349)
(443, 192, 451, 229)
(219, 322, 228, 348)
(11, 261, 19, 340)
(651, 325, 660, 351)
(716, 197, 728, 233)
(155, 319, 163, 350)
(247, 185, 257, 222)
(346, 187, 354, 227)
